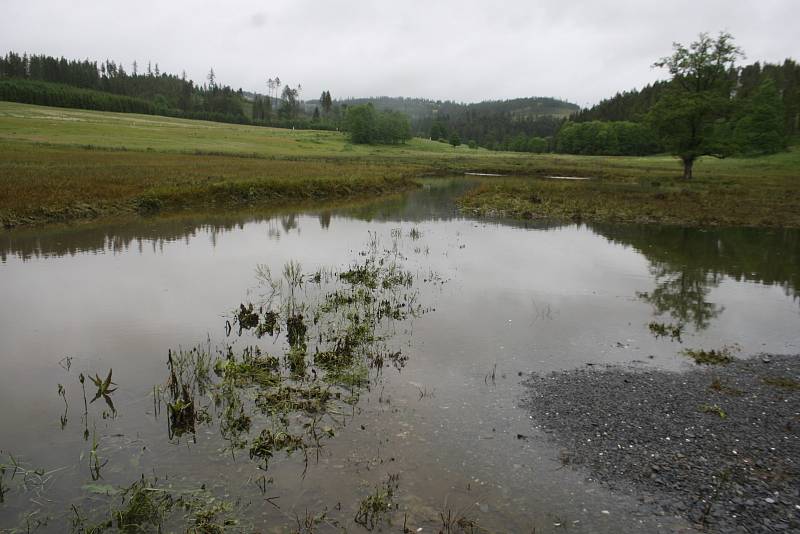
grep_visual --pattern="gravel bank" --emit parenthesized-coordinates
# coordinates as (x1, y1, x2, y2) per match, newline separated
(523, 355, 800, 533)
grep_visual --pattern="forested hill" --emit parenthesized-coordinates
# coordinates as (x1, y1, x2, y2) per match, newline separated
(572, 59, 800, 137)
(337, 96, 578, 150)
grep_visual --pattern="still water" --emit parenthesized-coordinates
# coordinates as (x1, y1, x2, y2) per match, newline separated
(1, 179, 798, 532)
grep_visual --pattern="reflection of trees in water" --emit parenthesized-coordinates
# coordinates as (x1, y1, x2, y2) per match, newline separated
(595, 224, 799, 332)
(318, 211, 331, 229)
(0, 179, 479, 262)
(637, 265, 724, 331)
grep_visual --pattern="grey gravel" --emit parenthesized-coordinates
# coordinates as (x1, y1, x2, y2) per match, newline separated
(522, 355, 800, 533)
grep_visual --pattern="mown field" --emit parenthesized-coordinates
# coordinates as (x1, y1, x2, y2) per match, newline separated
(1, 101, 798, 228)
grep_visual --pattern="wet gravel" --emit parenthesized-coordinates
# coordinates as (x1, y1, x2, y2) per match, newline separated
(522, 355, 800, 533)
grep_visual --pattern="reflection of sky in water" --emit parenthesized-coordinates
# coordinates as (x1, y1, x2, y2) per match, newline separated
(0, 181, 798, 532)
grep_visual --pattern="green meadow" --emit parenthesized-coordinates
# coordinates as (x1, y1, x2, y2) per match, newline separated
(1, 101, 798, 228)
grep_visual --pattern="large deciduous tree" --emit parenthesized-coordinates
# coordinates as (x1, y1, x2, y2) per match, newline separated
(649, 32, 743, 179)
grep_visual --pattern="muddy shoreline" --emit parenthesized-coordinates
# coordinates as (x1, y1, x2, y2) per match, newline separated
(523, 355, 800, 533)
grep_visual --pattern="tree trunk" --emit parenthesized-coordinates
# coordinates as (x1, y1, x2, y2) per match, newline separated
(682, 157, 694, 180)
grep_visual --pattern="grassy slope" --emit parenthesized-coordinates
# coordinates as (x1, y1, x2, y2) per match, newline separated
(1, 101, 798, 228)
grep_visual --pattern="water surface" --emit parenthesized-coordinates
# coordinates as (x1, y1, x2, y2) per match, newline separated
(1, 178, 798, 532)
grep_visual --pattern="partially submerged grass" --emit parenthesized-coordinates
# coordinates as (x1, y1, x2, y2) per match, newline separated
(648, 321, 684, 342)
(149, 236, 435, 488)
(354, 474, 399, 531)
(70, 476, 241, 533)
(0, 141, 418, 228)
(682, 345, 740, 365)
(458, 148, 800, 228)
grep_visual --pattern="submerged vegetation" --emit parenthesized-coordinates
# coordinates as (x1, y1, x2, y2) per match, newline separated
(0, 234, 451, 531)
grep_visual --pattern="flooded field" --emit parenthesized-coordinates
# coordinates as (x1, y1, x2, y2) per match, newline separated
(1, 178, 798, 533)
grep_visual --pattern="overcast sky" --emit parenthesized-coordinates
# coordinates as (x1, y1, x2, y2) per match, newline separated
(3, 0, 798, 106)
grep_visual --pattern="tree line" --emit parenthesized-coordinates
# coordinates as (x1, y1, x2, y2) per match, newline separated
(560, 50, 798, 163)
(0, 51, 338, 130)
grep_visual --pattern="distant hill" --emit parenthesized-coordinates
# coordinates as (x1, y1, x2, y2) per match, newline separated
(331, 96, 578, 121)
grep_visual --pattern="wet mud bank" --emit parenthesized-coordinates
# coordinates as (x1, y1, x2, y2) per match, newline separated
(523, 355, 800, 533)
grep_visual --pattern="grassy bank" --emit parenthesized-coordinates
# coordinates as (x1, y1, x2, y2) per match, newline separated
(1, 101, 799, 228)
(458, 151, 800, 227)
(0, 140, 420, 228)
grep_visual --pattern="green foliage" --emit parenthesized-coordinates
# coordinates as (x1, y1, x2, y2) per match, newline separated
(649, 32, 743, 178)
(0, 79, 155, 114)
(278, 85, 300, 120)
(556, 121, 660, 155)
(733, 78, 786, 155)
(344, 104, 411, 144)
(682, 345, 739, 365)
(430, 121, 447, 141)
(449, 132, 461, 147)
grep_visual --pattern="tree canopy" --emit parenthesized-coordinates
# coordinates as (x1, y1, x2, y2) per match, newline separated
(344, 104, 411, 144)
(648, 32, 743, 179)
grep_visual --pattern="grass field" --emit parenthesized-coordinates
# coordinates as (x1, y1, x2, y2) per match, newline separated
(1, 101, 798, 228)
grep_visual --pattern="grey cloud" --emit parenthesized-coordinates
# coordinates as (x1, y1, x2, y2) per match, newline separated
(2, 0, 797, 105)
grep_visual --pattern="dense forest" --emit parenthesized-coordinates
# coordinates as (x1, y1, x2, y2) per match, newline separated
(0, 51, 323, 127)
(560, 58, 800, 156)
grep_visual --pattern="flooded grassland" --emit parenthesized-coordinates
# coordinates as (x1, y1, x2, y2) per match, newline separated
(1, 179, 798, 532)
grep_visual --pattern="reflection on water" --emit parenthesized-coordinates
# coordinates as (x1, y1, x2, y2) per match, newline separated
(1, 178, 798, 532)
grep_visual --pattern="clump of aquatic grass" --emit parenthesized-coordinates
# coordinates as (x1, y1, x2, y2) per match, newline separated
(699, 403, 727, 419)
(437, 500, 484, 534)
(682, 344, 739, 365)
(256, 384, 331, 415)
(234, 303, 260, 334)
(157, 346, 215, 441)
(71, 476, 241, 533)
(214, 346, 279, 387)
(354, 474, 400, 530)
(286, 314, 308, 349)
(648, 321, 684, 342)
(249, 429, 306, 469)
(291, 507, 341, 534)
(114, 476, 175, 531)
(151, 240, 439, 481)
